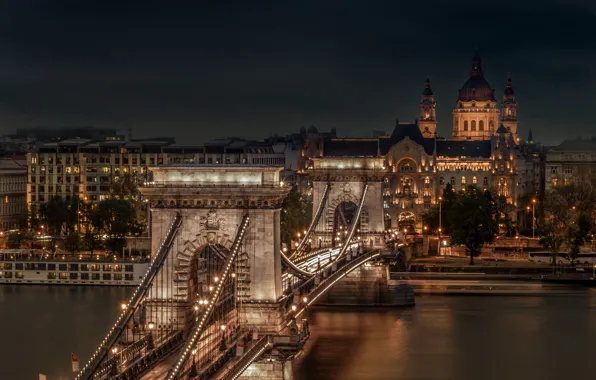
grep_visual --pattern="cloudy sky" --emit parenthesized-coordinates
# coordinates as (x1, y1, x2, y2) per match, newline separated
(0, 0, 595, 144)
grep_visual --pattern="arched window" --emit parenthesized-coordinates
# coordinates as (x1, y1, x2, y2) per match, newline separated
(461, 176, 466, 185)
(424, 176, 431, 188)
(483, 177, 488, 185)
(471, 120, 476, 131)
(472, 176, 477, 184)
(489, 120, 494, 131)
(464, 121, 469, 131)
(479, 120, 484, 131)
(450, 177, 456, 185)
(439, 177, 444, 185)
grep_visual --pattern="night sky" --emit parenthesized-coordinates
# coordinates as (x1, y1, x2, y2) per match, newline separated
(1, 0, 595, 144)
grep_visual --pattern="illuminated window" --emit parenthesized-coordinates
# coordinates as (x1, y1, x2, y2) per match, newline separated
(31, 157, 37, 164)
(472, 176, 477, 184)
(461, 177, 466, 185)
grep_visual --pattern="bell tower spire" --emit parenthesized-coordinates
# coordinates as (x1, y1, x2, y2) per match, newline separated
(501, 72, 518, 139)
(419, 78, 437, 138)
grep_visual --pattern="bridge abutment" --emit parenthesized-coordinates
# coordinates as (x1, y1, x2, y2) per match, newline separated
(317, 263, 415, 306)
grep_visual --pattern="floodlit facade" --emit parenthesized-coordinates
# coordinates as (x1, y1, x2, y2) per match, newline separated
(302, 52, 539, 232)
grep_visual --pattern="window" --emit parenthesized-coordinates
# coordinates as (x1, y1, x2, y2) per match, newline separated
(471, 120, 476, 131)
(92, 273, 100, 280)
(125, 274, 134, 281)
(550, 167, 557, 174)
(59, 272, 68, 280)
(125, 265, 134, 272)
(114, 274, 123, 281)
(563, 166, 573, 175)
(59, 264, 67, 271)
(103, 273, 111, 281)
(461, 176, 466, 185)
(450, 177, 455, 185)
(103, 264, 112, 271)
(81, 273, 89, 280)
(479, 120, 484, 131)
(69, 264, 79, 271)
(439, 177, 444, 185)
(483, 177, 488, 185)
(69, 273, 78, 280)
(464, 121, 469, 131)
(472, 176, 477, 184)
(47, 272, 56, 279)
(91, 264, 100, 271)
(424, 177, 431, 187)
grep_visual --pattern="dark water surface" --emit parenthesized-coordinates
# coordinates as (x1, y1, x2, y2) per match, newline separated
(2, 286, 596, 380)
(296, 293, 596, 380)
(0, 285, 133, 380)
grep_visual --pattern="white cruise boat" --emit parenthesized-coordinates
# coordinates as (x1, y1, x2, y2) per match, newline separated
(0, 249, 150, 286)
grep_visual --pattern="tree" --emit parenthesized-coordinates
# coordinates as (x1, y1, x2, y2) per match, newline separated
(82, 231, 103, 254)
(63, 232, 80, 254)
(445, 185, 498, 265)
(6, 231, 25, 249)
(540, 182, 595, 265)
(110, 172, 148, 232)
(565, 212, 591, 264)
(280, 186, 312, 248)
(422, 184, 456, 234)
(90, 198, 139, 254)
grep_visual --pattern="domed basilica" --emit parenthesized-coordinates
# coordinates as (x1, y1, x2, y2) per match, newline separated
(303, 52, 537, 233)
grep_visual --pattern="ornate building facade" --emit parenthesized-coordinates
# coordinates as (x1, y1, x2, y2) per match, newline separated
(302, 53, 537, 233)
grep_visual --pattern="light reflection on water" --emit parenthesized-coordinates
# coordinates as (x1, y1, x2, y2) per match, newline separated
(296, 293, 596, 380)
(2, 286, 596, 380)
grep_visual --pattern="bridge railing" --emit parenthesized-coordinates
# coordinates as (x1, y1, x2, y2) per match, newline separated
(290, 184, 330, 259)
(166, 213, 251, 380)
(293, 249, 381, 320)
(217, 336, 271, 380)
(76, 213, 183, 380)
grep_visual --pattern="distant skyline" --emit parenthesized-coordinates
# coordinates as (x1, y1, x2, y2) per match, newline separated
(1, 1, 596, 145)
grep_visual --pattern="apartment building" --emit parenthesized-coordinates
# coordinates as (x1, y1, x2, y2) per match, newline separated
(0, 158, 27, 230)
(545, 138, 596, 191)
(27, 137, 287, 210)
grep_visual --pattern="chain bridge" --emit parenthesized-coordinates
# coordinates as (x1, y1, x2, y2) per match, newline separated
(76, 163, 413, 380)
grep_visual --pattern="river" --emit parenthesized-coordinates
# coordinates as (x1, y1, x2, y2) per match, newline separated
(2, 286, 596, 380)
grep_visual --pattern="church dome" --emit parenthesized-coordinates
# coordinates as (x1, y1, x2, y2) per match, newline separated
(458, 52, 495, 102)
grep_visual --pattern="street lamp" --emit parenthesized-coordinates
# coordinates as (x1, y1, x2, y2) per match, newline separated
(438, 196, 443, 239)
(531, 199, 537, 239)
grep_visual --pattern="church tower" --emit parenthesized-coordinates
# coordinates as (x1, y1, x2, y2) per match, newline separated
(420, 79, 437, 138)
(452, 51, 500, 140)
(501, 73, 518, 139)
(419, 79, 437, 137)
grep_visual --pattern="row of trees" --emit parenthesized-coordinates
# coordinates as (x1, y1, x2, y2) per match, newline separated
(423, 181, 596, 265)
(540, 181, 595, 264)
(6, 173, 146, 254)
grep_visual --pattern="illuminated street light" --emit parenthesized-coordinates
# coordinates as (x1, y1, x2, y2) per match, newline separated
(120, 302, 128, 311)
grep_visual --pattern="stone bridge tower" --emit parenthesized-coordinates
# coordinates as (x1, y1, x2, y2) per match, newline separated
(140, 165, 289, 330)
(307, 156, 388, 249)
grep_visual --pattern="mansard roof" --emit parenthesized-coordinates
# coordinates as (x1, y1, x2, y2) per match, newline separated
(384, 122, 435, 155)
(323, 139, 378, 157)
(436, 140, 492, 158)
(553, 139, 596, 151)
